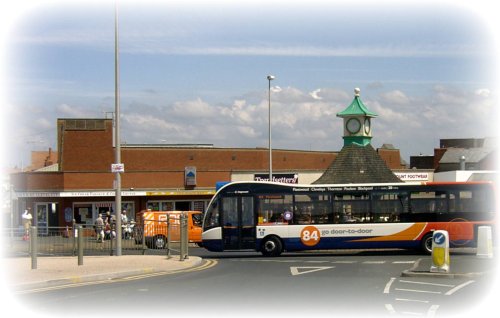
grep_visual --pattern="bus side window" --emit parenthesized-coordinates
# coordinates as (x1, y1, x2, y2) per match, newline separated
(372, 192, 405, 223)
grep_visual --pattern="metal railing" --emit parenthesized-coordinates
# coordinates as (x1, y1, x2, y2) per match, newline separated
(1, 213, 190, 261)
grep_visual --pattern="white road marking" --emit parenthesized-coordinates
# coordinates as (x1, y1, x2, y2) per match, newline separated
(331, 260, 357, 264)
(363, 261, 386, 264)
(395, 298, 429, 303)
(399, 280, 455, 288)
(445, 280, 475, 295)
(395, 288, 442, 294)
(290, 266, 334, 276)
(385, 304, 397, 314)
(401, 311, 424, 316)
(427, 305, 440, 318)
(392, 261, 416, 264)
(384, 277, 396, 294)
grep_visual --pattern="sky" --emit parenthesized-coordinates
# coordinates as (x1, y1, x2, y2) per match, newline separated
(0, 0, 499, 169)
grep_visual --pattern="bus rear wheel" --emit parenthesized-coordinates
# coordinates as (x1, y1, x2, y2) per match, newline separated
(420, 233, 433, 254)
(261, 236, 283, 257)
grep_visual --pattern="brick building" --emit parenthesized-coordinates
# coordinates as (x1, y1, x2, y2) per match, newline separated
(10, 116, 407, 231)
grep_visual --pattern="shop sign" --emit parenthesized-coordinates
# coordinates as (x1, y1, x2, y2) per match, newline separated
(185, 166, 197, 186)
(395, 172, 430, 181)
(254, 173, 299, 184)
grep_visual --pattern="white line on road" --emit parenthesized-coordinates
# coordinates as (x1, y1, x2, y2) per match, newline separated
(331, 260, 357, 264)
(399, 280, 455, 288)
(305, 260, 331, 263)
(290, 266, 334, 276)
(384, 304, 397, 314)
(395, 298, 430, 303)
(392, 261, 416, 264)
(384, 277, 396, 294)
(427, 305, 440, 318)
(401, 311, 425, 316)
(445, 280, 475, 295)
(363, 261, 386, 264)
(395, 288, 442, 294)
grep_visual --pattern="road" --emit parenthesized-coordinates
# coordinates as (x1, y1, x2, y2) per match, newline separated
(18, 248, 495, 317)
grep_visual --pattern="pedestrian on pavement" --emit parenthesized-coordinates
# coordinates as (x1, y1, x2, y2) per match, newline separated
(22, 208, 33, 240)
(94, 214, 104, 242)
(121, 210, 129, 239)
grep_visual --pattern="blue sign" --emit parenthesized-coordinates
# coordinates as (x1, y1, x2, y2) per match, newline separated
(433, 232, 445, 245)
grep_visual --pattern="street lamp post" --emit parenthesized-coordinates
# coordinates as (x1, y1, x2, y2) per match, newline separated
(267, 75, 275, 182)
(114, 3, 122, 256)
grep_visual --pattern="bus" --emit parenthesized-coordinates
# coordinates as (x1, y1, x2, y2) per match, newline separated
(201, 181, 496, 256)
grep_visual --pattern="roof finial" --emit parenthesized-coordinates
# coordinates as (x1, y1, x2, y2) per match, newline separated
(354, 87, 361, 97)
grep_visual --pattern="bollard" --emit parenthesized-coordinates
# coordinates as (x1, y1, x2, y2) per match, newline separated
(72, 219, 76, 256)
(110, 226, 114, 256)
(30, 226, 38, 270)
(477, 226, 493, 258)
(430, 230, 450, 273)
(141, 214, 146, 255)
(180, 212, 189, 261)
(183, 213, 189, 260)
(77, 226, 84, 266)
(166, 214, 172, 259)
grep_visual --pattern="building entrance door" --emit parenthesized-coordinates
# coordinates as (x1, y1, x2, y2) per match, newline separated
(35, 203, 49, 235)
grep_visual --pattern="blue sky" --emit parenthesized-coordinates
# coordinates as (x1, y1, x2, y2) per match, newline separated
(1, 0, 498, 168)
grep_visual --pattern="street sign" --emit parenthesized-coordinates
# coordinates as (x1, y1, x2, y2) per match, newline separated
(111, 163, 125, 173)
(430, 230, 450, 273)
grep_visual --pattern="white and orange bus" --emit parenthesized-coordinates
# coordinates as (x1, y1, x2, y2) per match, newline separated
(202, 181, 496, 256)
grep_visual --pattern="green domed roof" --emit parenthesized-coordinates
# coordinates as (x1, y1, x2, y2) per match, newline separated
(337, 88, 377, 118)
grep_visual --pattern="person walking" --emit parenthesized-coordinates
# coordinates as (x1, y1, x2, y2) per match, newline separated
(94, 214, 104, 243)
(22, 208, 33, 240)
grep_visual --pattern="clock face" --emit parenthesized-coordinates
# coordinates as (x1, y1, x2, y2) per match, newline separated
(364, 118, 371, 134)
(346, 118, 361, 134)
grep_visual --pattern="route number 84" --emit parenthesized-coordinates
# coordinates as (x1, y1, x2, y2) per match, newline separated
(300, 226, 321, 247)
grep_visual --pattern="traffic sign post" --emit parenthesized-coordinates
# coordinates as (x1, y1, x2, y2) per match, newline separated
(430, 230, 450, 273)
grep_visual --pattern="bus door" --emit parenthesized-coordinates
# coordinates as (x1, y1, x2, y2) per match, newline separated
(222, 196, 256, 250)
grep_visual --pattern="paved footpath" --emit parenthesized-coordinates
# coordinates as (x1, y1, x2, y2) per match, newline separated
(2, 255, 203, 290)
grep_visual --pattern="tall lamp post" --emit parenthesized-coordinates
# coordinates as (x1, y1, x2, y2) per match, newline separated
(267, 75, 275, 182)
(114, 3, 122, 256)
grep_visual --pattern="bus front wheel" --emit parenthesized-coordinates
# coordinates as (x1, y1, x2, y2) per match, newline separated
(261, 236, 283, 257)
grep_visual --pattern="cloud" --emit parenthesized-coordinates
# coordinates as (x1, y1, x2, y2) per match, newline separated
(5, 83, 496, 166)
(56, 103, 95, 118)
(309, 89, 322, 100)
(379, 90, 411, 105)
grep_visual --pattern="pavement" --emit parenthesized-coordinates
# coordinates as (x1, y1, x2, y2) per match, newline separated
(1, 250, 496, 292)
(3, 254, 203, 291)
(403, 253, 497, 278)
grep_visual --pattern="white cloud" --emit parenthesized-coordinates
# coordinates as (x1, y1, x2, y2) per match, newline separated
(309, 89, 322, 100)
(172, 98, 215, 118)
(56, 103, 94, 118)
(379, 90, 411, 105)
(475, 88, 491, 98)
(4, 81, 496, 166)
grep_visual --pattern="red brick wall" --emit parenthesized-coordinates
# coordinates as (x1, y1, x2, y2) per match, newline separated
(377, 149, 404, 169)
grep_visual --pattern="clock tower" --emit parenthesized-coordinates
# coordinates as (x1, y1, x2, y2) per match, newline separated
(337, 88, 377, 147)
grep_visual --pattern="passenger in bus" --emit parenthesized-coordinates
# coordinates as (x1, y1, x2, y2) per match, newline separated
(297, 209, 312, 224)
(342, 205, 360, 223)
